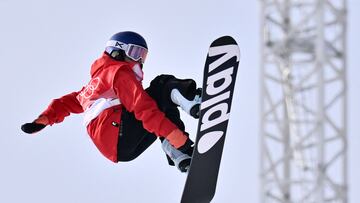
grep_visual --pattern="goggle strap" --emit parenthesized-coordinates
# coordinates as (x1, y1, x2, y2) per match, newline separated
(106, 40, 128, 51)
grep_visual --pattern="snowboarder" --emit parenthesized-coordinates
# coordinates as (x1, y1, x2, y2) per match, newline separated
(21, 31, 202, 172)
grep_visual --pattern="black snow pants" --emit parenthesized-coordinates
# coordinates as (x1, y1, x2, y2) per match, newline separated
(117, 74, 195, 162)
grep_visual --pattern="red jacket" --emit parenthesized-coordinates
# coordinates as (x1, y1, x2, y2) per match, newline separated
(41, 53, 178, 162)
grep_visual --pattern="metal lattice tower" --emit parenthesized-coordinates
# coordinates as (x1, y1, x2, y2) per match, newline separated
(260, 0, 347, 202)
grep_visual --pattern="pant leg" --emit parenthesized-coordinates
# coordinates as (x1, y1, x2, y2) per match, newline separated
(146, 74, 186, 130)
(117, 75, 187, 162)
(117, 108, 157, 162)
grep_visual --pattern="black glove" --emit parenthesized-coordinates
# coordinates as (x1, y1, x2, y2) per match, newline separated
(177, 138, 194, 154)
(21, 122, 46, 134)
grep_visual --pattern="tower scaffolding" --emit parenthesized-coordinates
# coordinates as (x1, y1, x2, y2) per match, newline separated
(260, 0, 347, 202)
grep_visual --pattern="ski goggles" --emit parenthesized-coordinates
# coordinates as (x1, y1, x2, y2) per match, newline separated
(106, 40, 148, 63)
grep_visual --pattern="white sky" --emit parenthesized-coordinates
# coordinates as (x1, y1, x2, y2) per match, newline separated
(0, 0, 359, 202)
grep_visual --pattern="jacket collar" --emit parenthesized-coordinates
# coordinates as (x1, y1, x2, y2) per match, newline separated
(90, 52, 143, 81)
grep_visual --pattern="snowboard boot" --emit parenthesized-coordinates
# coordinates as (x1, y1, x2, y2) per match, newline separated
(162, 139, 192, 173)
(170, 87, 202, 119)
(189, 88, 202, 118)
(161, 76, 202, 119)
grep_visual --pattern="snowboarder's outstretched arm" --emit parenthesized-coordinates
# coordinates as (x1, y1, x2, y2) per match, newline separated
(21, 91, 84, 134)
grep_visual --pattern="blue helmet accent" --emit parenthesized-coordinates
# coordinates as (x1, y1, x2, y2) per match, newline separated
(107, 31, 147, 49)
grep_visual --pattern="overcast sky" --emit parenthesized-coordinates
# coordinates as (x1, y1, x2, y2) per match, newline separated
(0, 0, 359, 202)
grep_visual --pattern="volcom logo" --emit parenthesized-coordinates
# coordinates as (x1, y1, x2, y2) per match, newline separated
(197, 44, 239, 154)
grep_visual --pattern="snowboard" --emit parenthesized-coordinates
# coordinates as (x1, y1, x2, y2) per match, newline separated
(181, 36, 240, 203)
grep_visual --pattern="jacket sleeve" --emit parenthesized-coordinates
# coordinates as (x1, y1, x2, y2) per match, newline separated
(41, 91, 84, 125)
(112, 67, 178, 138)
